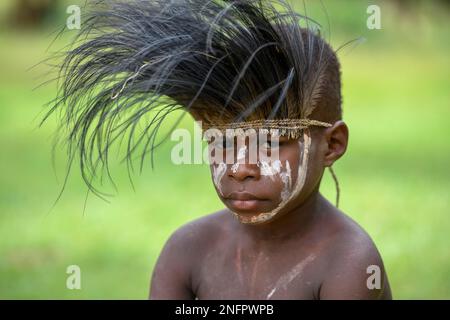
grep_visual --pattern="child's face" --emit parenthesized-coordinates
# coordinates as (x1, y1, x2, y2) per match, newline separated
(208, 129, 325, 224)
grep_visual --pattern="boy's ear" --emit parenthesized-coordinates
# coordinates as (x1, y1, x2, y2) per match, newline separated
(323, 120, 349, 167)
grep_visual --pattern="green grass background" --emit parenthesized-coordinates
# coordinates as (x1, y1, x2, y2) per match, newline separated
(0, 0, 449, 299)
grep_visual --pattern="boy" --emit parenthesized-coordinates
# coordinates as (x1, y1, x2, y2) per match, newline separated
(44, 0, 392, 299)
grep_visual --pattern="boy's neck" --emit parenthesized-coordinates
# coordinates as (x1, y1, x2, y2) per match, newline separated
(233, 190, 327, 246)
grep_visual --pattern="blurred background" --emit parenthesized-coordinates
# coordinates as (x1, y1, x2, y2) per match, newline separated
(0, 0, 448, 299)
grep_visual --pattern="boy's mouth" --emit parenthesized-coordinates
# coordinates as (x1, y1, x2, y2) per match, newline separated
(225, 192, 269, 212)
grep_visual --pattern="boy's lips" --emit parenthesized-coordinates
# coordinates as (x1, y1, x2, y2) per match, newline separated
(226, 191, 264, 201)
(225, 192, 268, 211)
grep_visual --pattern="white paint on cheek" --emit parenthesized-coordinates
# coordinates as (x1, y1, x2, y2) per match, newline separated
(280, 160, 292, 201)
(231, 146, 247, 173)
(213, 162, 227, 195)
(259, 159, 282, 180)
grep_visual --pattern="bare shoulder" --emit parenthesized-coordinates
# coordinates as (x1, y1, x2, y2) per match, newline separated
(149, 209, 230, 299)
(169, 209, 230, 250)
(156, 209, 231, 271)
(317, 206, 392, 299)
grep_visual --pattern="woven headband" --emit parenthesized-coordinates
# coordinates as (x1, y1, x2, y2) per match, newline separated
(202, 118, 333, 139)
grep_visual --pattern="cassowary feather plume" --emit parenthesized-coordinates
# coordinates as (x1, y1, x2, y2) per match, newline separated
(41, 0, 342, 199)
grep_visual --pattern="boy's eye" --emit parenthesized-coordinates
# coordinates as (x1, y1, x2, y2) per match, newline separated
(260, 139, 284, 149)
(208, 137, 287, 149)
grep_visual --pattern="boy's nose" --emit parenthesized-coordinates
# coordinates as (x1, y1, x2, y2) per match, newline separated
(228, 163, 260, 181)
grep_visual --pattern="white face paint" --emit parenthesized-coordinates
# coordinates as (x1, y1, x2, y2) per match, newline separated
(230, 146, 289, 185)
(280, 160, 292, 201)
(232, 130, 312, 225)
(209, 129, 312, 225)
(237, 145, 247, 161)
(259, 159, 292, 199)
(258, 159, 282, 180)
(212, 162, 227, 196)
(231, 145, 247, 173)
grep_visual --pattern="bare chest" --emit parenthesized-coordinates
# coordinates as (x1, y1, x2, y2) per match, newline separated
(194, 244, 320, 300)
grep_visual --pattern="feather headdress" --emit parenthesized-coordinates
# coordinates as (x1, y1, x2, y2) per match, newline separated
(41, 0, 342, 199)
